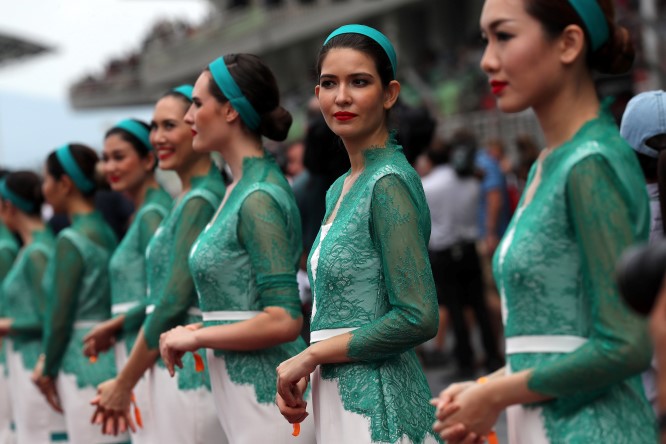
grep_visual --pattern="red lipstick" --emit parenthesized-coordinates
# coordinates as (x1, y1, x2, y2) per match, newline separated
(333, 111, 357, 121)
(490, 80, 508, 95)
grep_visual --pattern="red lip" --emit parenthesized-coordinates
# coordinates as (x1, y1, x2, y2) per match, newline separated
(108, 176, 120, 184)
(490, 80, 508, 95)
(156, 148, 175, 161)
(333, 112, 357, 121)
(191, 129, 198, 137)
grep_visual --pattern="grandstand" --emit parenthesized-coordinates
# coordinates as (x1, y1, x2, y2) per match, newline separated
(69, 0, 485, 110)
(0, 31, 51, 67)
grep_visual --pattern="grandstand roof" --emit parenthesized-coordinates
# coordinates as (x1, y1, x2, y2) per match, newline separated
(0, 31, 52, 67)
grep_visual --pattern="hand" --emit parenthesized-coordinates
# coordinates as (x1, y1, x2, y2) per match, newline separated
(33, 374, 63, 413)
(159, 324, 201, 377)
(276, 376, 309, 424)
(276, 349, 316, 408)
(431, 380, 475, 421)
(433, 383, 500, 442)
(83, 318, 121, 357)
(90, 378, 136, 435)
(0, 318, 12, 336)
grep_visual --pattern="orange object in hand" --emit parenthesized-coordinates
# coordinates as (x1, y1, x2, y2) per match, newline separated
(292, 423, 300, 437)
(131, 393, 143, 429)
(89, 355, 97, 364)
(193, 352, 204, 372)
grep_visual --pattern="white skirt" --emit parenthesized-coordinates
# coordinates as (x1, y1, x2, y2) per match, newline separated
(148, 363, 226, 444)
(311, 366, 439, 444)
(0, 359, 13, 444)
(113, 341, 155, 444)
(206, 349, 315, 444)
(505, 363, 549, 444)
(56, 372, 129, 444)
(5, 340, 68, 444)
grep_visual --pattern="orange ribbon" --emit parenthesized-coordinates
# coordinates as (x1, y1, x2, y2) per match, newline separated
(292, 423, 301, 437)
(89, 355, 97, 363)
(130, 393, 143, 428)
(193, 352, 205, 372)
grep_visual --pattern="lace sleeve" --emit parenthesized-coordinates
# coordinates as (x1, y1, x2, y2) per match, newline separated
(347, 174, 438, 361)
(138, 208, 166, 252)
(43, 236, 83, 377)
(528, 154, 652, 411)
(10, 249, 49, 337)
(0, 247, 16, 281)
(238, 190, 302, 319)
(142, 197, 215, 349)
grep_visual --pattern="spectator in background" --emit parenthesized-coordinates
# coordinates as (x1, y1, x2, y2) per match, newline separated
(284, 140, 305, 183)
(391, 99, 437, 166)
(620, 90, 666, 415)
(423, 139, 503, 377)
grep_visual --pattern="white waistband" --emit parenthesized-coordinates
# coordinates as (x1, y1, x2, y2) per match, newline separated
(505, 335, 588, 355)
(111, 301, 140, 315)
(202, 311, 263, 322)
(73, 320, 102, 329)
(310, 327, 359, 343)
(145, 305, 202, 317)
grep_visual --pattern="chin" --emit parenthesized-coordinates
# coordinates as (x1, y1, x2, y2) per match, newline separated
(496, 98, 530, 114)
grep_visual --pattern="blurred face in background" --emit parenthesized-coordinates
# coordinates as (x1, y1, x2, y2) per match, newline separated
(101, 134, 154, 194)
(479, 0, 565, 113)
(42, 168, 68, 214)
(150, 96, 196, 173)
(0, 199, 17, 231)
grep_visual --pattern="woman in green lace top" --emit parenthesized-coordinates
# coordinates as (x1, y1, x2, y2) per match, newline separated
(33, 144, 128, 444)
(158, 54, 314, 443)
(91, 86, 226, 444)
(274, 25, 441, 444)
(0, 171, 68, 443)
(81, 117, 171, 444)
(433, 1, 656, 443)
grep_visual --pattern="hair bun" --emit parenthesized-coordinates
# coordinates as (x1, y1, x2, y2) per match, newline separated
(592, 24, 634, 75)
(259, 106, 293, 141)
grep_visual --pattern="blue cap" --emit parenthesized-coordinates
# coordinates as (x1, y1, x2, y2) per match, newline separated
(621, 90, 666, 159)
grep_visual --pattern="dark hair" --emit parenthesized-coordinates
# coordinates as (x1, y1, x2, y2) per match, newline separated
(104, 119, 152, 157)
(3, 171, 44, 216)
(160, 90, 193, 114)
(426, 139, 450, 166)
(524, 0, 634, 74)
(206, 54, 292, 141)
(316, 32, 394, 87)
(46, 144, 99, 197)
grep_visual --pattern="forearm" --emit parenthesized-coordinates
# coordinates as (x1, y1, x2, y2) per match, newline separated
(9, 318, 42, 337)
(485, 370, 551, 410)
(194, 307, 302, 351)
(305, 333, 354, 367)
(485, 190, 501, 236)
(116, 329, 159, 391)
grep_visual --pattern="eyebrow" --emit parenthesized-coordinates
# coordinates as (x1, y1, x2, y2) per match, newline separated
(482, 18, 515, 32)
(319, 72, 374, 80)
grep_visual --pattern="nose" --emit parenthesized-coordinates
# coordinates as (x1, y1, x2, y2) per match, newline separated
(184, 103, 195, 125)
(334, 83, 352, 106)
(480, 41, 499, 75)
(151, 127, 166, 146)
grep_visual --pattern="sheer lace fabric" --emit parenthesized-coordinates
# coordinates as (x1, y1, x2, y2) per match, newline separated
(109, 187, 171, 352)
(494, 110, 656, 442)
(309, 136, 441, 443)
(142, 165, 225, 390)
(189, 154, 306, 404)
(42, 212, 119, 388)
(1, 229, 53, 368)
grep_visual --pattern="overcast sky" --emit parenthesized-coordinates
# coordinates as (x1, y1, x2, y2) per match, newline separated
(0, 0, 209, 99)
(0, 0, 210, 168)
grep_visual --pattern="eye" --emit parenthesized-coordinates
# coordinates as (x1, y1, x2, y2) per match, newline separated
(320, 79, 335, 88)
(352, 78, 369, 87)
(496, 31, 513, 41)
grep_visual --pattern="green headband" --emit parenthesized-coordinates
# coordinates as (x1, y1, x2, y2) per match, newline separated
(569, 0, 609, 51)
(0, 178, 36, 213)
(172, 84, 194, 101)
(208, 57, 261, 131)
(323, 24, 397, 79)
(113, 119, 153, 152)
(55, 145, 95, 194)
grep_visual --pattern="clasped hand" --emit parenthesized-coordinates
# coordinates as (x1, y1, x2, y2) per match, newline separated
(432, 380, 500, 444)
(159, 323, 202, 377)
